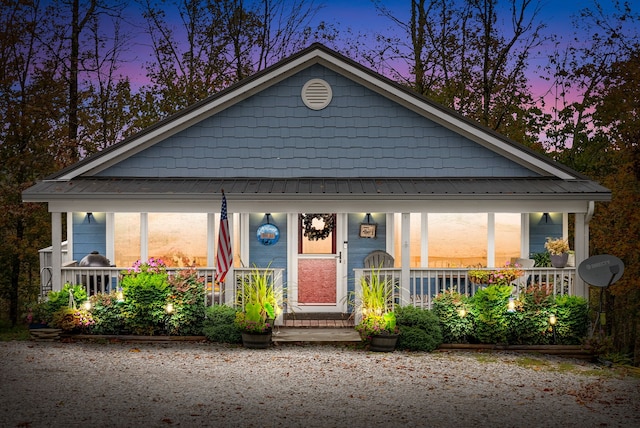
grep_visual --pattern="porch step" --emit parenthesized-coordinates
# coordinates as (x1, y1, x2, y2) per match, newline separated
(281, 318, 354, 328)
(272, 327, 361, 344)
(283, 312, 351, 321)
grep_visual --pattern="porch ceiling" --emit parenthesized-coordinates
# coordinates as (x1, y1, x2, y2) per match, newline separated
(23, 177, 611, 202)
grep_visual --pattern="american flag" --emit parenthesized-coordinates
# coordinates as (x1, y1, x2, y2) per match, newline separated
(215, 191, 232, 283)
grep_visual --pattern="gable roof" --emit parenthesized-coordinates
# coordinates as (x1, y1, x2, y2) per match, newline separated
(23, 43, 610, 208)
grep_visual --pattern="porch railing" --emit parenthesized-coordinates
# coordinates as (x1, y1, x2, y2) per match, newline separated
(354, 267, 577, 311)
(56, 265, 574, 313)
(57, 265, 285, 309)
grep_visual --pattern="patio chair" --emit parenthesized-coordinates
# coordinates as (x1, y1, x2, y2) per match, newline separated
(511, 257, 535, 295)
(363, 250, 395, 268)
(363, 250, 398, 305)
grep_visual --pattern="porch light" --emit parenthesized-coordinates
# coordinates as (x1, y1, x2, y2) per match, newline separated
(507, 298, 516, 313)
(83, 301, 91, 311)
(87, 212, 93, 223)
(165, 303, 174, 314)
(549, 314, 557, 325)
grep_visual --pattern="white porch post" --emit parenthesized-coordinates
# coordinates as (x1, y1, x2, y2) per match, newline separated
(51, 212, 62, 291)
(521, 213, 530, 259)
(421, 212, 428, 267)
(106, 213, 115, 264)
(140, 213, 148, 262)
(401, 213, 411, 305)
(207, 213, 215, 267)
(487, 213, 495, 267)
(65, 212, 73, 264)
(574, 207, 591, 299)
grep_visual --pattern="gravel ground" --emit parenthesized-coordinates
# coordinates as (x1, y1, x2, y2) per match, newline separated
(1, 340, 639, 428)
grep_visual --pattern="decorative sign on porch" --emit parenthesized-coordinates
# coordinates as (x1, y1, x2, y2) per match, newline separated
(359, 213, 377, 238)
(257, 214, 280, 246)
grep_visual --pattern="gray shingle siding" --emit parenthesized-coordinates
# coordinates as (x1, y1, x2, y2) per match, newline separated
(97, 64, 538, 179)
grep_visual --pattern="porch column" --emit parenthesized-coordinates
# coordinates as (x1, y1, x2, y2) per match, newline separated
(401, 213, 411, 305)
(51, 212, 62, 292)
(487, 213, 495, 267)
(574, 206, 591, 299)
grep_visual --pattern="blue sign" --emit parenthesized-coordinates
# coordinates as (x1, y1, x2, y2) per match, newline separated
(257, 223, 280, 246)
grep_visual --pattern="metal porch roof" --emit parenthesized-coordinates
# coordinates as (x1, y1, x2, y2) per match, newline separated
(22, 177, 612, 202)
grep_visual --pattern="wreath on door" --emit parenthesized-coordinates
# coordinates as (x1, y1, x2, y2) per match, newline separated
(300, 214, 335, 241)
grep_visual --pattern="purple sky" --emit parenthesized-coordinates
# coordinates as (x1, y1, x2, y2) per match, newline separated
(117, 0, 617, 104)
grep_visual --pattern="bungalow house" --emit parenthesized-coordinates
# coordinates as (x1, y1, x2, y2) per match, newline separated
(23, 43, 611, 322)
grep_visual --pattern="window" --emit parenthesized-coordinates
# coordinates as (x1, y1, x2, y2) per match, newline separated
(114, 213, 140, 267)
(148, 213, 207, 266)
(114, 213, 208, 267)
(428, 213, 488, 267)
(495, 213, 521, 266)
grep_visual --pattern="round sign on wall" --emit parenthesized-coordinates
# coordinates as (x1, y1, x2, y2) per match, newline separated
(257, 223, 280, 246)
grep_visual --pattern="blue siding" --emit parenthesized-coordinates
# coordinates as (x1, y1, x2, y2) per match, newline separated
(98, 64, 538, 179)
(248, 213, 287, 270)
(72, 212, 107, 262)
(346, 213, 387, 312)
(529, 212, 563, 255)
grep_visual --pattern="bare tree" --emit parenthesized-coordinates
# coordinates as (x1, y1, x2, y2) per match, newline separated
(369, 0, 548, 143)
(136, 0, 325, 122)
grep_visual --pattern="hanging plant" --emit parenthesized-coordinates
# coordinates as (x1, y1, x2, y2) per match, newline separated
(300, 214, 335, 241)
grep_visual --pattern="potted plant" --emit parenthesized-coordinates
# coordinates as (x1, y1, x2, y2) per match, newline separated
(235, 265, 281, 348)
(544, 237, 570, 268)
(354, 267, 399, 352)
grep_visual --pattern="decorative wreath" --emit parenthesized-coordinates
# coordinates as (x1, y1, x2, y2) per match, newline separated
(300, 214, 335, 241)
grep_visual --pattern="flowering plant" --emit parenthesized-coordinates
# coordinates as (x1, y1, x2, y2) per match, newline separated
(23, 301, 50, 326)
(544, 237, 570, 255)
(355, 311, 398, 340)
(235, 311, 271, 333)
(468, 262, 523, 286)
(123, 257, 167, 275)
(51, 307, 95, 332)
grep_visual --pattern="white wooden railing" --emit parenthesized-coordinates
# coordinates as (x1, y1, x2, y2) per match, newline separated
(354, 267, 577, 311)
(55, 265, 574, 312)
(57, 265, 285, 308)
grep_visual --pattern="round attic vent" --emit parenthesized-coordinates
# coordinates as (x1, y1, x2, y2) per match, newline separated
(301, 78, 332, 110)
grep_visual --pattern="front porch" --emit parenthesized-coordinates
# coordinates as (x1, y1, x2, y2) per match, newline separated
(50, 264, 577, 325)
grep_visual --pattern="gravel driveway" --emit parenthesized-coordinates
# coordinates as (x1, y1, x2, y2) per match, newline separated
(1, 340, 638, 427)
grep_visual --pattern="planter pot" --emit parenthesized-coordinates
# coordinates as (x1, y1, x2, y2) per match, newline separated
(241, 331, 272, 349)
(550, 253, 569, 268)
(28, 323, 49, 329)
(369, 334, 399, 352)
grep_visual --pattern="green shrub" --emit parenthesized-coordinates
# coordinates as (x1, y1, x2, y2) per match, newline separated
(395, 305, 442, 352)
(432, 291, 473, 343)
(554, 294, 589, 345)
(203, 305, 242, 343)
(121, 262, 170, 335)
(44, 284, 88, 322)
(89, 291, 125, 334)
(432, 285, 590, 346)
(470, 285, 512, 344)
(165, 269, 206, 336)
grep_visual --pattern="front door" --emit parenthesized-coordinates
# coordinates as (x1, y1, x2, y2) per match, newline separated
(294, 213, 346, 313)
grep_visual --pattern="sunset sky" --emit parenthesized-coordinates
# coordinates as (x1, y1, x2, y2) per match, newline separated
(116, 0, 623, 104)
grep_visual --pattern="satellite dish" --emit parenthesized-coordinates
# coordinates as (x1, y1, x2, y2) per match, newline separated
(578, 254, 624, 287)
